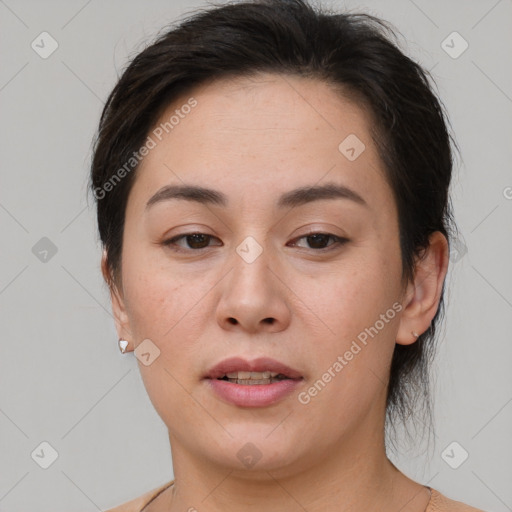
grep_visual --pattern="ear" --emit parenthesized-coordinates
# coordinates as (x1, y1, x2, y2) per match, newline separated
(396, 231, 449, 346)
(101, 249, 134, 352)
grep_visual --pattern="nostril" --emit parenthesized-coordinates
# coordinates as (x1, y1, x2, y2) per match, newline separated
(228, 318, 238, 325)
(263, 318, 275, 324)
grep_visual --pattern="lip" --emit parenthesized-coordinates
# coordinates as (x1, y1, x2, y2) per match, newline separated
(204, 357, 303, 408)
(205, 357, 303, 380)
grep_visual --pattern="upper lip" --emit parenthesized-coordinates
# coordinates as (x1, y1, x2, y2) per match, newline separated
(205, 357, 303, 380)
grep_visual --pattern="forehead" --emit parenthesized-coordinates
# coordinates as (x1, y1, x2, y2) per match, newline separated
(129, 73, 394, 218)
(152, 73, 373, 154)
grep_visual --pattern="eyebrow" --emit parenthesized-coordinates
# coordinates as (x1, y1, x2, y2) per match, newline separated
(145, 181, 368, 211)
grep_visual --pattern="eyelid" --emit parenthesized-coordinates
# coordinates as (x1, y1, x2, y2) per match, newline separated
(162, 232, 222, 252)
(288, 232, 348, 251)
(161, 230, 348, 253)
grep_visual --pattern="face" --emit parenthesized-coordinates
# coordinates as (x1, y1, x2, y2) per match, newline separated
(112, 73, 408, 476)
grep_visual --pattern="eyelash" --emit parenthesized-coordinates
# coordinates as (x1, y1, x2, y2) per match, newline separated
(161, 232, 349, 253)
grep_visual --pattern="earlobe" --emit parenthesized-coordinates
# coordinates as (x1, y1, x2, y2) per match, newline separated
(110, 285, 133, 351)
(396, 231, 449, 346)
(101, 249, 134, 352)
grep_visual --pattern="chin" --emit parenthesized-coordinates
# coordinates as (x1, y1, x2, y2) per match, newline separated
(202, 429, 313, 476)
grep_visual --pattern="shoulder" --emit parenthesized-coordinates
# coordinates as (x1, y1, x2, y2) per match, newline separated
(104, 482, 487, 512)
(427, 488, 487, 512)
(104, 480, 174, 512)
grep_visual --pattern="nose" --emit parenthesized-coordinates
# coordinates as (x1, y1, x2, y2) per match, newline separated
(215, 241, 291, 334)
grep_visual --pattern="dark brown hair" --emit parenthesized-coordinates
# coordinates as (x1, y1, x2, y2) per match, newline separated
(89, 0, 458, 436)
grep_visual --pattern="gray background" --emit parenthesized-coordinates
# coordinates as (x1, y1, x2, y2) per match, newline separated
(0, 0, 511, 510)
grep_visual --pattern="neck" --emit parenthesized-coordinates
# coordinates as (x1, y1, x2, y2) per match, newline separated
(160, 417, 430, 512)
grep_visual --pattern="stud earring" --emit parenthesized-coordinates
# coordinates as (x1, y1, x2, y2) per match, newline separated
(411, 331, 419, 338)
(118, 339, 129, 353)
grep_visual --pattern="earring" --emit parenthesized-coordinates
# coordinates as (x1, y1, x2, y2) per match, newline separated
(118, 339, 129, 353)
(411, 331, 419, 338)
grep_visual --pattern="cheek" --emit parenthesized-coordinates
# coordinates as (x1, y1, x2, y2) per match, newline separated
(121, 261, 206, 424)
(123, 267, 178, 339)
(121, 250, 216, 368)
(307, 254, 399, 342)
(299, 246, 402, 395)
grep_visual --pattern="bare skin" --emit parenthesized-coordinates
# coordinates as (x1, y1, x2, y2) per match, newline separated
(103, 73, 448, 511)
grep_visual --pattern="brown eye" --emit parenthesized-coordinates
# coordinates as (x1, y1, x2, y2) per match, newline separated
(162, 233, 221, 252)
(290, 233, 348, 251)
(305, 233, 332, 249)
(183, 234, 211, 249)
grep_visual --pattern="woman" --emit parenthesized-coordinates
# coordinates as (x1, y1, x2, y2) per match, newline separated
(89, 0, 485, 510)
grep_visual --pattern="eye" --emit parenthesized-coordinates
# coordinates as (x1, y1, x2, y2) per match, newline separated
(288, 232, 348, 251)
(161, 231, 348, 253)
(162, 233, 222, 252)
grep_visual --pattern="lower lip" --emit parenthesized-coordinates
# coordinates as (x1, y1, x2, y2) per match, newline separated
(206, 378, 302, 407)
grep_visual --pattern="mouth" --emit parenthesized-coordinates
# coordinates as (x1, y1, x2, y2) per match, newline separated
(204, 357, 303, 407)
(205, 356, 303, 382)
(216, 371, 292, 385)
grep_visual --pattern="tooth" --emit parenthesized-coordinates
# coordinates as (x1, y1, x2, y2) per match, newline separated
(222, 371, 286, 380)
(237, 379, 272, 385)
